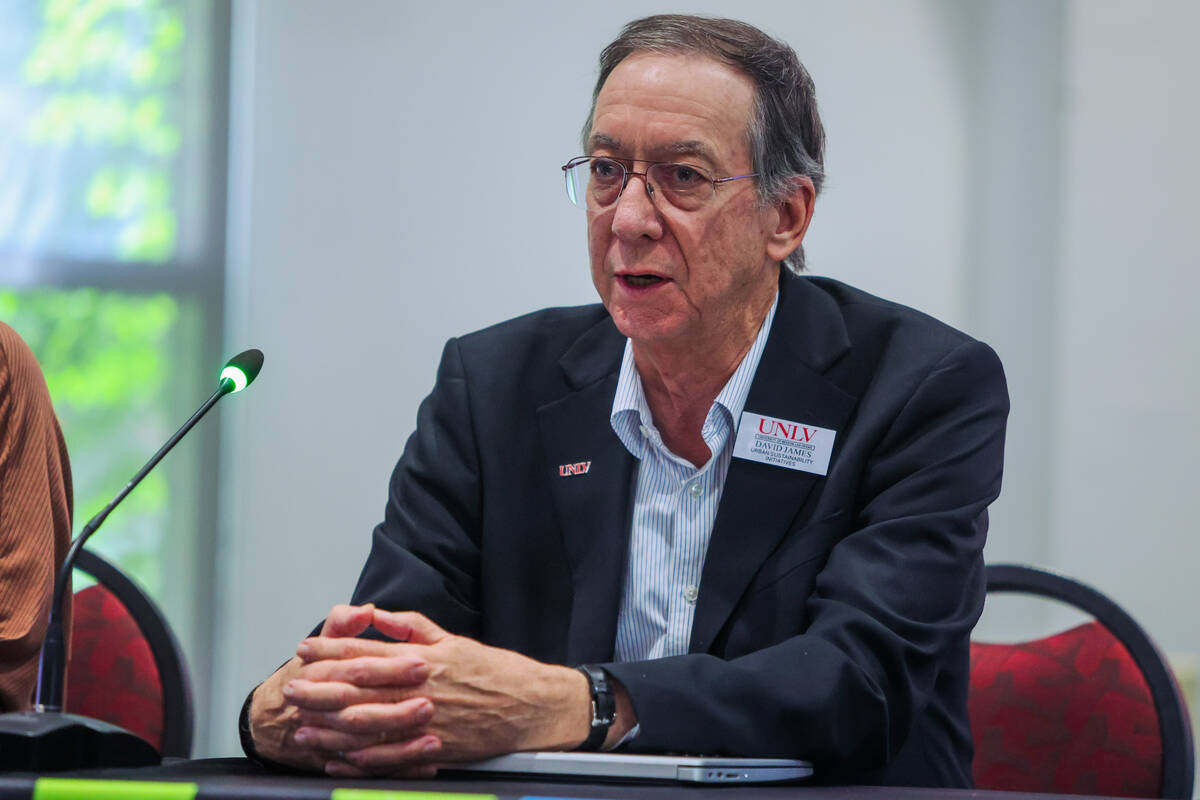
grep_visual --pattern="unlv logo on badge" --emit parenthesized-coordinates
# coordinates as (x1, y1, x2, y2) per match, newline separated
(758, 417, 818, 443)
(558, 461, 592, 477)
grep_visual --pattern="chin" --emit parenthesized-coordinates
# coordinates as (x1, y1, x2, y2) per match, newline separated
(610, 309, 687, 346)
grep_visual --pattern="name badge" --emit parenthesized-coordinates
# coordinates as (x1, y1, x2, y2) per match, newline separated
(733, 411, 837, 476)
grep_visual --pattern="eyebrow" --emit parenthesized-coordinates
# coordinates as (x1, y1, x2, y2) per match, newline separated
(587, 133, 622, 153)
(661, 140, 718, 165)
(586, 134, 719, 168)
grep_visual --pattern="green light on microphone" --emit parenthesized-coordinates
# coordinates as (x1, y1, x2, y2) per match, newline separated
(220, 365, 248, 393)
(219, 348, 263, 394)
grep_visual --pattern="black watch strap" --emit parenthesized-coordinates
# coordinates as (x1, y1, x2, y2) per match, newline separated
(575, 664, 617, 750)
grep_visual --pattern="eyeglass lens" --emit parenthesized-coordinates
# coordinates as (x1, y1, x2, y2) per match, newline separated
(564, 158, 714, 211)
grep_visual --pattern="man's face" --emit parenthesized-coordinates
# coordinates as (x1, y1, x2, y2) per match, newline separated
(586, 53, 782, 349)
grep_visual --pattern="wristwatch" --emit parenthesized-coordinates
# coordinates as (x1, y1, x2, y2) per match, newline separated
(575, 664, 617, 750)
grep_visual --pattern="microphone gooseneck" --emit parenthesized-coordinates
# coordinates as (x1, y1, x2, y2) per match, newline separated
(35, 347, 264, 712)
(0, 348, 262, 770)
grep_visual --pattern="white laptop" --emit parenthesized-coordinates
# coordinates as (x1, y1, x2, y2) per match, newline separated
(450, 751, 813, 784)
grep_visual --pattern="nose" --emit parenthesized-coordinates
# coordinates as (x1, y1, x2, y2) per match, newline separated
(610, 172, 663, 241)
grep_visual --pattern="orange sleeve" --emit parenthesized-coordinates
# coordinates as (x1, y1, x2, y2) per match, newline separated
(0, 321, 73, 711)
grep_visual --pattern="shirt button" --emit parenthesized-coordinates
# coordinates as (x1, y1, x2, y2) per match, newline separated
(687, 481, 703, 498)
(683, 585, 699, 604)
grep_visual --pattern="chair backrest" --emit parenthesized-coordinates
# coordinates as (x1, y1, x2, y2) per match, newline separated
(65, 548, 193, 758)
(970, 564, 1193, 798)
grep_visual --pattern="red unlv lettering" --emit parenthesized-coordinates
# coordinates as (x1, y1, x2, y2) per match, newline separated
(758, 418, 818, 442)
(559, 461, 592, 477)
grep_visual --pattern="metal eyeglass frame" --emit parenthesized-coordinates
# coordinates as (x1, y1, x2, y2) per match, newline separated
(561, 156, 758, 209)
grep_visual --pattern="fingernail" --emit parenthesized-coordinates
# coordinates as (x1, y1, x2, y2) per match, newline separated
(293, 729, 309, 745)
(282, 683, 295, 697)
(417, 701, 434, 721)
(410, 663, 430, 682)
(423, 738, 440, 754)
(296, 641, 312, 656)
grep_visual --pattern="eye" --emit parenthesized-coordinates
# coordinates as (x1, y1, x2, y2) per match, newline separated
(674, 165, 700, 183)
(590, 158, 623, 183)
(658, 163, 708, 191)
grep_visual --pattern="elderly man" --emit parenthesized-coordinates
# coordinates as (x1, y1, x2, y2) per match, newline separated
(243, 15, 1008, 787)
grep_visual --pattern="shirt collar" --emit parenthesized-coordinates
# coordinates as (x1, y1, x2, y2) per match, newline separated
(610, 290, 779, 456)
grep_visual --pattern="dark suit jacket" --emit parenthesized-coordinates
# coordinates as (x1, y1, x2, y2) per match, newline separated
(349, 269, 1009, 787)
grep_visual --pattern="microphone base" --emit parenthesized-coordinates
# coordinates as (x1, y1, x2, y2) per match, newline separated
(0, 710, 160, 771)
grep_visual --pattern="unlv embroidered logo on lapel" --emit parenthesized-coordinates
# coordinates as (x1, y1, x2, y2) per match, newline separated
(558, 461, 592, 477)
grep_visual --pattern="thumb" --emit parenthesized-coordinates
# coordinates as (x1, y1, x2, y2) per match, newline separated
(372, 609, 448, 644)
(319, 603, 375, 637)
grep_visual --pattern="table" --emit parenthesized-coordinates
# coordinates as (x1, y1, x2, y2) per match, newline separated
(0, 758, 1129, 800)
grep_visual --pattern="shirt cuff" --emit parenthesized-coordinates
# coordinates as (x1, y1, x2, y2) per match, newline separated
(605, 722, 641, 751)
(238, 679, 306, 773)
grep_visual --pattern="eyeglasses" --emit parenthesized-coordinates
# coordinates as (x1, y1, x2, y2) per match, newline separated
(561, 156, 757, 212)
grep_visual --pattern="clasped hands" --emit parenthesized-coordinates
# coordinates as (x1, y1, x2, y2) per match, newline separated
(248, 604, 607, 777)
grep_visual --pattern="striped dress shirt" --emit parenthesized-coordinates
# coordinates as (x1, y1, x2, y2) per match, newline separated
(610, 292, 778, 663)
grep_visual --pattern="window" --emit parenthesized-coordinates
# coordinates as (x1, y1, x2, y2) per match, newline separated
(0, 0, 229, 740)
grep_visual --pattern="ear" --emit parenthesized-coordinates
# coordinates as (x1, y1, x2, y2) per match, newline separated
(764, 175, 815, 264)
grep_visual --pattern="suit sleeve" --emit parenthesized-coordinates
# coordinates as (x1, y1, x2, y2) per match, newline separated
(348, 337, 484, 636)
(602, 339, 1008, 770)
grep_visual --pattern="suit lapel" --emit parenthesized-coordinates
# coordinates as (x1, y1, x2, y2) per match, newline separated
(536, 316, 634, 664)
(689, 273, 858, 653)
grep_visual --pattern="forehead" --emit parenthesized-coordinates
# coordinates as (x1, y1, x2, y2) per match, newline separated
(589, 53, 756, 168)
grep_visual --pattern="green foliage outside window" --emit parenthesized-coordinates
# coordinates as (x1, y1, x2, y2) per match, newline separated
(1, 0, 202, 597)
(14, 0, 185, 261)
(0, 289, 180, 594)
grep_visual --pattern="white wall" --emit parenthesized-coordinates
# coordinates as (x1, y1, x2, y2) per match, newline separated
(206, 0, 1200, 758)
(1049, 0, 1200, 649)
(959, 0, 1065, 575)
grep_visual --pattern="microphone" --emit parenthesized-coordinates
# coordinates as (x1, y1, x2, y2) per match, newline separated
(0, 349, 264, 770)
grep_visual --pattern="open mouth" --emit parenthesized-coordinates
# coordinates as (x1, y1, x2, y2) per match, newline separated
(619, 274, 667, 288)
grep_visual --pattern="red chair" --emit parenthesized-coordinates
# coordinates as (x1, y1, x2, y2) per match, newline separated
(64, 548, 193, 758)
(970, 564, 1193, 798)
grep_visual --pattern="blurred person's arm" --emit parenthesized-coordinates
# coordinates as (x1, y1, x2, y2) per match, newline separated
(0, 322, 73, 711)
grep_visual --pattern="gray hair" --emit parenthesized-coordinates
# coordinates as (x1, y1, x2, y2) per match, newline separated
(583, 15, 825, 273)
